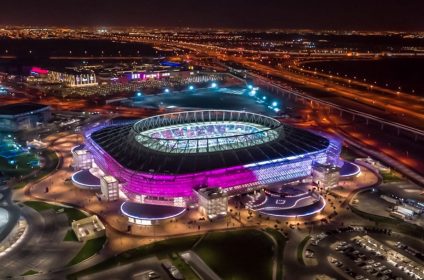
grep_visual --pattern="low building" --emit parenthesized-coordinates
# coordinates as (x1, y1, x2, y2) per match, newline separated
(312, 163, 340, 189)
(380, 194, 398, 205)
(71, 215, 105, 242)
(0, 103, 51, 132)
(393, 205, 415, 218)
(196, 187, 228, 219)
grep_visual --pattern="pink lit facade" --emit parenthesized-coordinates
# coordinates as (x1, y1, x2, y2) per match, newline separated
(85, 126, 331, 205)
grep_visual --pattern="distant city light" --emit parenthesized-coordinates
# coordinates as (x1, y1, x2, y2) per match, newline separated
(272, 101, 278, 107)
(164, 88, 170, 93)
(136, 92, 142, 97)
(189, 85, 194, 90)
(262, 96, 267, 100)
(248, 85, 253, 89)
(211, 82, 217, 88)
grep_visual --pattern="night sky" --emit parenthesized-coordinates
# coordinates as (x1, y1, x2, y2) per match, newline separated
(1, 0, 424, 31)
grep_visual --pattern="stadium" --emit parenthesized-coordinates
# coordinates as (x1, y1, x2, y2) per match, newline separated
(79, 110, 341, 209)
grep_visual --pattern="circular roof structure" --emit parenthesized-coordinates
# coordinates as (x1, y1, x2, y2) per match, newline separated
(88, 110, 330, 175)
(120, 202, 186, 221)
(133, 111, 281, 154)
(340, 160, 361, 177)
(71, 169, 101, 190)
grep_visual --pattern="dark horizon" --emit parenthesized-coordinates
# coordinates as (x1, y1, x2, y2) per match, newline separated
(1, 0, 424, 31)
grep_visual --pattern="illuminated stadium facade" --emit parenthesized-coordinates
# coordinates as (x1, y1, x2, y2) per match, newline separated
(82, 110, 341, 207)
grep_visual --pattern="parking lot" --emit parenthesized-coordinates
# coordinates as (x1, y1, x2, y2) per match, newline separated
(309, 227, 424, 280)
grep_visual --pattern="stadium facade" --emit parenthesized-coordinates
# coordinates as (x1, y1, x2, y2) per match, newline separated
(76, 110, 341, 207)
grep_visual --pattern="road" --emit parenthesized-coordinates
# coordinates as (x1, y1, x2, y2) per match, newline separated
(78, 256, 171, 280)
(180, 250, 221, 280)
(142, 38, 424, 130)
(0, 206, 82, 277)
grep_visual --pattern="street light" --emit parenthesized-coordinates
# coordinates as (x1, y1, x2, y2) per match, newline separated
(272, 101, 278, 107)
(164, 88, 170, 93)
(211, 82, 217, 88)
(189, 85, 194, 90)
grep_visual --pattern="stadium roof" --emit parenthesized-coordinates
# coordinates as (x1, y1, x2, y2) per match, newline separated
(90, 120, 330, 175)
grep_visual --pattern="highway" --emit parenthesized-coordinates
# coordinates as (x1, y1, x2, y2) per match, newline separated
(141, 38, 424, 130)
(252, 74, 424, 138)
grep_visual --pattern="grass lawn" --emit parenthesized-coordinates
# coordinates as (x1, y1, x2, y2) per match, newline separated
(23, 201, 88, 225)
(380, 171, 402, 183)
(67, 235, 201, 279)
(297, 235, 311, 265)
(11, 149, 59, 189)
(194, 229, 274, 280)
(0, 152, 39, 178)
(64, 229, 79, 242)
(21, 270, 39, 276)
(68, 236, 107, 266)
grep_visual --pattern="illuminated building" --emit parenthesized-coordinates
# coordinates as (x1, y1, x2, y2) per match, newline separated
(73, 110, 341, 223)
(47, 70, 97, 87)
(196, 187, 228, 219)
(30, 67, 98, 87)
(71, 145, 93, 171)
(71, 215, 105, 242)
(100, 175, 119, 201)
(312, 163, 340, 189)
(0, 103, 51, 132)
(81, 110, 340, 202)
